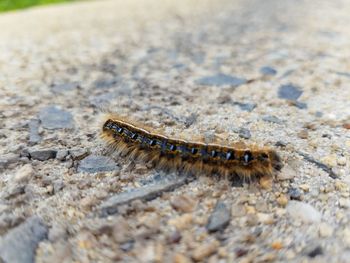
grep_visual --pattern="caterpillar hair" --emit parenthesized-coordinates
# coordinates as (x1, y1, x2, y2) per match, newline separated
(100, 114, 283, 182)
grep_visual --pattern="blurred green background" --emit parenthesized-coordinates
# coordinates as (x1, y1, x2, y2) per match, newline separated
(0, 0, 77, 12)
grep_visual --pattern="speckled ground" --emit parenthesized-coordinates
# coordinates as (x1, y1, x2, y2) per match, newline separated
(0, 0, 350, 262)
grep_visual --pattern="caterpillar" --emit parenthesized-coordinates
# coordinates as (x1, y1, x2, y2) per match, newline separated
(101, 114, 283, 182)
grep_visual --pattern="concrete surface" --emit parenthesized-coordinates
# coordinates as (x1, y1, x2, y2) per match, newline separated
(0, 0, 350, 262)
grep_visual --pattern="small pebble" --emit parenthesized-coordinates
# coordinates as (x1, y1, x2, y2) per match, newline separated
(192, 240, 220, 262)
(257, 213, 274, 224)
(112, 217, 130, 243)
(14, 164, 33, 183)
(318, 222, 333, 237)
(286, 201, 322, 223)
(299, 184, 310, 192)
(260, 66, 277, 76)
(262, 115, 283, 124)
(339, 198, 350, 208)
(30, 150, 57, 161)
(53, 180, 65, 194)
(337, 157, 347, 166)
(306, 245, 323, 258)
(343, 123, 350, 129)
(195, 74, 246, 87)
(271, 241, 283, 250)
(78, 155, 118, 173)
(168, 214, 193, 230)
(276, 195, 288, 206)
(38, 106, 74, 129)
(238, 128, 251, 139)
(56, 150, 68, 161)
(320, 154, 337, 167)
(170, 195, 197, 213)
(298, 130, 308, 139)
(233, 102, 257, 112)
(288, 188, 303, 201)
(51, 82, 78, 93)
(278, 84, 303, 100)
(206, 201, 231, 232)
(174, 253, 192, 263)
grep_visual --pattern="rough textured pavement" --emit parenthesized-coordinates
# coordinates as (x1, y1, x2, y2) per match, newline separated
(1, 0, 350, 262)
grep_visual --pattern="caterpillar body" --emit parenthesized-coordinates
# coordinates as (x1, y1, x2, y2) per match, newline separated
(101, 115, 283, 182)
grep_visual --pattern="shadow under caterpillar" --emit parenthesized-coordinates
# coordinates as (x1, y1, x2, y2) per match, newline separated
(101, 115, 283, 182)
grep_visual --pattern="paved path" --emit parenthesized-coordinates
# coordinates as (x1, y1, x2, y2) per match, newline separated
(0, 0, 350, 262)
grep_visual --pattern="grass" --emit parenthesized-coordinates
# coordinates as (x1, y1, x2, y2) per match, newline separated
(0, 0, 77, 12)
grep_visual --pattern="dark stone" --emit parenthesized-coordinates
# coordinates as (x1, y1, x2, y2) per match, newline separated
(315, 111, 323, 118)
(278, 84, 303, 100)
(195, 73, 246, 87)
(262, 115, 283, 124)
(120, 240, 134, 252)
(99, 176, 188, 216)
(0, 216, 48, 263)
(183, 113, 198, 128)
(306, 245, 323, 258)
(275, 141, 288, 147)
(28, 119, 41, 145)
(51, 82, 78, 93)
(30, 150, 57, 161)
(238, 128, 251, 139)
(260, 66, 277, 76)
(294, 101, 308, 109)
(93, 78, 118, 89)
(78, 155, 118, 173)
(38, 106, 74, 129)
(297, 151, 338, 179)
(233, 102, 257, 112)
(167, 231, 182, 244)
(288, 187, 303, 201)
(335, 71, 350, 78)
(206, 201, 231, 232)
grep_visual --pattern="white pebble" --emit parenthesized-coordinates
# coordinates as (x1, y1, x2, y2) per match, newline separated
(14, 164, 33, 183)
(337, 157, 347, 166)
(286, 201, 322, 223)
(339, 198, 350, 208)
(318, 222, 333, 237)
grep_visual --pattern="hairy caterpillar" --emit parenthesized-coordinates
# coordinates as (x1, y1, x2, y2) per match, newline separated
(101, 115, 283, 182)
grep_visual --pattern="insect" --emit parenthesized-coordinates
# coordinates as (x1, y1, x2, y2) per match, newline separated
(101, 114, 283, 182)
